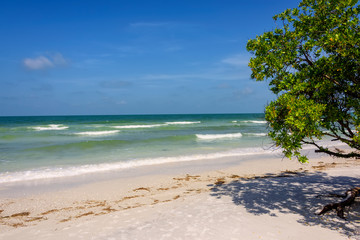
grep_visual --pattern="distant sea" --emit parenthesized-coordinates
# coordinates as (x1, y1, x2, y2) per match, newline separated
(0, 114, 273, 183)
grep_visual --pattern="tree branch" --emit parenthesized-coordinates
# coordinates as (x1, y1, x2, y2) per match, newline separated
(323, 132, 353, 145)
(302, 139, 360, 158)
(338, 119, 354, 138)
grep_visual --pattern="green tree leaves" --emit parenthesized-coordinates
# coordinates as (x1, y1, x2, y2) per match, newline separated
(247, 0, 360, 162)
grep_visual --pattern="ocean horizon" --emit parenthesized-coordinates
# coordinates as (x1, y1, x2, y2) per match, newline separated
(0, 113, 274, 184)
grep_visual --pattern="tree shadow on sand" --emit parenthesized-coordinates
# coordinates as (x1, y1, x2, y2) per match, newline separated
(209, 172, 360, 238)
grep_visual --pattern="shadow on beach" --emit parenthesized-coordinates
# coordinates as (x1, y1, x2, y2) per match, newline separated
(209, 172, 360, 237)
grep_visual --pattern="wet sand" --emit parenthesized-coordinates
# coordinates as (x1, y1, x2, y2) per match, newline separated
(1, 148, 360, 239)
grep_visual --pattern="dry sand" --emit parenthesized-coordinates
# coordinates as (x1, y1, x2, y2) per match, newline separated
(1, 149, 360, 239)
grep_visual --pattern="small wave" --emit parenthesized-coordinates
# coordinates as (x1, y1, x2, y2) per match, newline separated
(196, 133, 243, 140)
(31, 124, 69, 131)
(74, 130, 120, 136)
(0, 147, 282, 184)
(113, 124, 163, 129)
(165, 121, 201, 125)
(244, 133, 268, 137)
(241, 120, 267, 124)
(113, 121, 200, 129)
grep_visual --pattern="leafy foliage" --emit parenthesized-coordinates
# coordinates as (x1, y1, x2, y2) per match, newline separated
(247, 0, 360, 162)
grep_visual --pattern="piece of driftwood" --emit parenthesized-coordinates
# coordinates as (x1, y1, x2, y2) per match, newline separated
(317, 187, 360, 219)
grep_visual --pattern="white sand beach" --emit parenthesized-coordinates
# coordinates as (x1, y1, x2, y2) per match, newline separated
(1, 149, 360, 240)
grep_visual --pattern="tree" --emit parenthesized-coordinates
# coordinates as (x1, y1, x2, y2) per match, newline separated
(247, 0, 360, 163)
(246, 0, 360, 218)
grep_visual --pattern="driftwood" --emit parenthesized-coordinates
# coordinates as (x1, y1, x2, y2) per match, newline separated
(317, 187, 360, 219)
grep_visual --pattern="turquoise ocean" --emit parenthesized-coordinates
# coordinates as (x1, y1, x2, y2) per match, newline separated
(0, 114, 272, 184)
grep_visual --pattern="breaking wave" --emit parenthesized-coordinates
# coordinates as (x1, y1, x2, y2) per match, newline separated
(30, 124, 69, 131)
(0, 147, 282, 184)
(196, 133, 243, 140)
(74, 130, 120, 136)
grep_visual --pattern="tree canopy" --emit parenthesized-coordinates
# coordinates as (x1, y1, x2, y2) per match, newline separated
(246, 0, 360, 162)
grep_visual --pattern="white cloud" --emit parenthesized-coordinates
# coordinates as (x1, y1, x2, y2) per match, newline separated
(52, 53, 67, 66)
(23, 52, 68, 70)
(233, 87, 254, 99)
(221, 54, 250, 67)
(23, 56, 54, 70)
(241, 87, 254, 95)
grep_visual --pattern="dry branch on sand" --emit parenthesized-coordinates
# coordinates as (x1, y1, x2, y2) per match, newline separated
(317, 187, 360, 219)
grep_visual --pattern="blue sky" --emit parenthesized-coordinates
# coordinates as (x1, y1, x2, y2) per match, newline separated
(0, 0, 300, 116)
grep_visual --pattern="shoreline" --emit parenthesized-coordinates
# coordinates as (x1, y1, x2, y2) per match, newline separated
(0, 143, 345, 197)
(1, 148, 360, 239)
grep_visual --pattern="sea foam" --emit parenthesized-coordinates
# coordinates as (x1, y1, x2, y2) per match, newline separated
(165, 121, 201, 125)
(31, 124, 69, 131)
(0, 147, 280, 184)
(113, 121, 200, 129)
(0, 140, 348, 184)
(244, 133, 268, 137)
(241, 120, 267, 124)
(196, 133, 243, 140)
(113, 124, 163, 129)
(74, 130, 120, 136)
